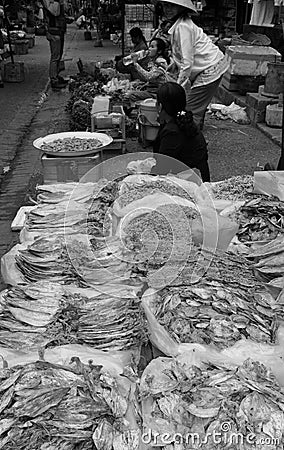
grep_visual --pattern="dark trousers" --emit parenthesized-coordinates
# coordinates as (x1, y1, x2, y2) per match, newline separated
(46, 32, 65, 81)
(195, 156, 211, 182)
(186, 77, 223, 129)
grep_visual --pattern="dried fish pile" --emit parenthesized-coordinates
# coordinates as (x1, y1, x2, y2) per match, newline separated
(77, 294, 147, 351)
(147, 246, 259, 288)
(249, 237, 284, 279)
(24, 203, 88, 237)
(117, 175, 195, 209)
(87, 180, 120, 237)
(236, 198, 284, 242)
(122, 204, 197, 265)
(141, 357, 284, 449)
(148, 247, 284, 348)
(0, 357, 137, 450)
(15, 235, 78, 284)
(36, 183, 97, 205)
(0, 281, 146, 351)
(15, 234, 135, 285)
(210, 175, 254, 201)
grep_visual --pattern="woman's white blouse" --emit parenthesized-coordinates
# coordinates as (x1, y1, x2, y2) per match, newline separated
(169, 16, 226, 85)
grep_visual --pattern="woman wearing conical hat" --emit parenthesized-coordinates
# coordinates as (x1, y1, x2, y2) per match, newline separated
(160, 0, 229, 129)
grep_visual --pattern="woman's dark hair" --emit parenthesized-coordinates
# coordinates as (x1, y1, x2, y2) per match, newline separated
(157, 82, 199, 137)
(129, 27, 147, 45)
(152, 37, 170, 64)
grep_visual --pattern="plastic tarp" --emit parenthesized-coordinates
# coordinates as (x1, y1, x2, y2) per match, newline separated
(254, 171, 284, 201)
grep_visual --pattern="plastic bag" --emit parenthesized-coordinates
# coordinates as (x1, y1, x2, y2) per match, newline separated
(254, 171, 284, 201)
(1, 244, 26, 286)
(126, 158, 157, 175)
(191, 205, 238, 250)
(141, 289, 284, 386)
(212, 102, 250, 124)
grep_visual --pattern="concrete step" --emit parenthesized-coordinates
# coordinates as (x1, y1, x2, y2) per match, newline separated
(216, 83, 282, 147)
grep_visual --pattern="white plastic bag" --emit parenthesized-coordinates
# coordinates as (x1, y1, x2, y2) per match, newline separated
(254, 171, 284, 201)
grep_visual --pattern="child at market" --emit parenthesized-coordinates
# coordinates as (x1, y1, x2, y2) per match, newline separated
(115, 27, 149, 78)
(123, 38, 170, 103)
(153, 82, 210, 182)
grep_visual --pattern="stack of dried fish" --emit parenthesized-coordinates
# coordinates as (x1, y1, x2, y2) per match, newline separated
(0, 281, 147, 351)
(87, 180, 120, 237)
(147, 247, 284, 349)
(140, 357, 284, 449)
(15, 234, 135, 285)
(0, 357, 138, 449)
(209, 175, 254, 201)
(23, 202, 89, 238)
(36, 182, 97, 205)
(249, 236, 284, 279)
(236, 198, 284, 243)
(0, 281, 64, 349)
(15, 235, 77, 284)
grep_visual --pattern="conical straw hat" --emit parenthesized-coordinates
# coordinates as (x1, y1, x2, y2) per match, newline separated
(159, 0, 198, 14)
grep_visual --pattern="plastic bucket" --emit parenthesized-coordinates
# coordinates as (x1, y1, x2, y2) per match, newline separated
(138, 114, 159, 142)
(138, 98, 159, 124)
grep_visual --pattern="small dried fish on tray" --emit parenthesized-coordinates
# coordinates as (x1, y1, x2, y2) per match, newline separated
(0, 281, 147, 351)
(209, 175, 254, 201)
(0, 356, 138, 450)
(236, 197, 284, 243)
(147, 247, 284, 349)
(140, 357, 284, 449)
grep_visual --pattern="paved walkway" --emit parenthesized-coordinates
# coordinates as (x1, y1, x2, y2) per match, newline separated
(0, 26, 120, 288)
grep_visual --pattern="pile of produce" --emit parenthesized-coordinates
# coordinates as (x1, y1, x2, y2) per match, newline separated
(41, 137, 104, 154)
(0, 281, 146, 351)
(236, 197, 284, 243)
(0, 357, 138, 449)
(67, 82, 102, 131)
(141, 357, 284, 449)
(145, 246, 284, 348)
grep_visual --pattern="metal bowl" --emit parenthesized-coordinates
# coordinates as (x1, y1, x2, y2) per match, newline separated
(33, 131, 113, 157)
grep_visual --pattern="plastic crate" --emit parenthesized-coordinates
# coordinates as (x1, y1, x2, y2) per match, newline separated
(42, 152, 102, 184)
(91, 105, 126, 154)
(13, 40, 29, 55)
